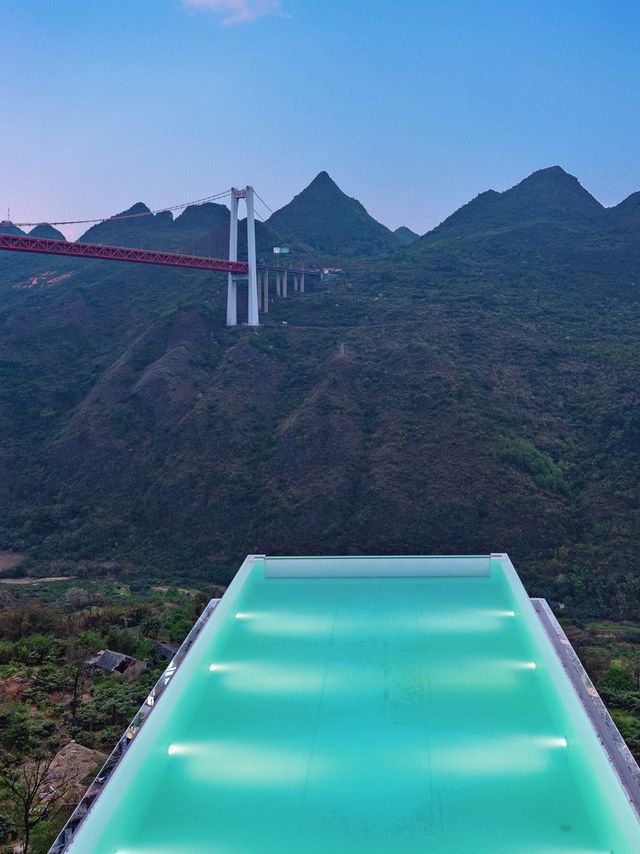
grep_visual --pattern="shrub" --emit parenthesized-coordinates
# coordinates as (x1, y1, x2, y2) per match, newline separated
(502, 439, 568, 494)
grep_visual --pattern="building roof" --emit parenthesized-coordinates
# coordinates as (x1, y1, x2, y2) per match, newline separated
(86, 649, 133, 673)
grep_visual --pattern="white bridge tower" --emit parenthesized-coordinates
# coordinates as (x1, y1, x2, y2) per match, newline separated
(227, 186, 259, 327)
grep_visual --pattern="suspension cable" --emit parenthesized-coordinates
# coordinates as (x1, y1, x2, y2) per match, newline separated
(253, 190, 325, 270)
(12, 189, 232, 229)
(253, 204, 308, 269)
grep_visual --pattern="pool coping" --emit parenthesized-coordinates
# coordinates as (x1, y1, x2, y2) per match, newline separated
(531, 596, 640, 820)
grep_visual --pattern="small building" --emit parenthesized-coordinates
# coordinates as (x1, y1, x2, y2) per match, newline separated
(85, 649, 146, 680)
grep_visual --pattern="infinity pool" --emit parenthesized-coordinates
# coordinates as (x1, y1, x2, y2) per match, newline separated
(66, 555, 640, 853)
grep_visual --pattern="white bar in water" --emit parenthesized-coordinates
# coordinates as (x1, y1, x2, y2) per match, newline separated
(264, 555, 491, 578)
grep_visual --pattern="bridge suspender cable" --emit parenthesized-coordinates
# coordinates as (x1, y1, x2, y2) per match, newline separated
(10, 190, 233, 229)
(253, 189, 325, 271)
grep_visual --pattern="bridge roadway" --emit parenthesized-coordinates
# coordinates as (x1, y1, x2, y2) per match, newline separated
(0, 233, 314, 276)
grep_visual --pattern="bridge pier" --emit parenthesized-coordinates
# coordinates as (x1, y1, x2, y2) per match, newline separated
(226, 188, 239, 327)
(262, 269, 269, 313)
(283, 270, 288, 298)
(245, 187, 259, 326)
(227, 186, 259, 327)
(300, 272, 305, 293)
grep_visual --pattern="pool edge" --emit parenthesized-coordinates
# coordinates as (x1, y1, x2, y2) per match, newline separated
(531, 595, 640, 820)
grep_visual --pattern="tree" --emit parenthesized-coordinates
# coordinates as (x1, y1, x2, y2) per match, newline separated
(601, 662, 636, 692)
(140, 614, 161, 639)
(0, 704, 35, 755)
(0, 752, 71, 854)
(65, 635, 98, 734)
(62, 588, 92, 615)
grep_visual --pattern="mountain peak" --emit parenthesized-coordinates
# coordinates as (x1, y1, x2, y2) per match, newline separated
(529, 165, 569, 179)
(267, 172, 394, 256)
(394, 225, 419, 245)
(114, 202, 151, 218)
(427, 165, 603, 241)
(79, 202, 169, 247)
(613, 191, 640, 212)
(519, 165, 581, 188)
(310, 170, 337, 186)
(0, 221, 25, 236)
(301, 171, 345, 199)
(511, 166, 603, 212)
(173, 202, 229, 231)
(29, 223, 66, 241)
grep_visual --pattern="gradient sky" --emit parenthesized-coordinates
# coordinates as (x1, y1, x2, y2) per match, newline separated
(2, 0, 640, 239)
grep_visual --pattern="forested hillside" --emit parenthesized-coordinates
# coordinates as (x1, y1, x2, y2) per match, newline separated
(1, 168, 639, 620)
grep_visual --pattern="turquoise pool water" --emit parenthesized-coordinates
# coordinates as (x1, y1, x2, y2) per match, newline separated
(66, 555, 640, 853)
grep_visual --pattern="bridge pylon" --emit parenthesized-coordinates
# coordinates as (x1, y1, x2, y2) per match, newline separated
(227, 186, 259, 327)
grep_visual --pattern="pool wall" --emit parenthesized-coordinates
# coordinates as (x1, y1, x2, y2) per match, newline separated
(532, 596, 640, 816)
(495, 552, 640, 838)
(265, 555, 491, 577)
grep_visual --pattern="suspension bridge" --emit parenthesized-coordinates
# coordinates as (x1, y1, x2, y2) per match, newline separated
(0, 186, 320, 327)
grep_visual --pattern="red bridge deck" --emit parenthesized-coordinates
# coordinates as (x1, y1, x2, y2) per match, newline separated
(0, 233, 249, 274)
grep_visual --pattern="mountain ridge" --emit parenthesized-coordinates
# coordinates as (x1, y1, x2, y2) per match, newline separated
(1, 164, 640, 617)
(425, 166, 604, 242)
(394, 226, 420, 245)
(29, 223, 66, 241)
(265, 171, 397, 257)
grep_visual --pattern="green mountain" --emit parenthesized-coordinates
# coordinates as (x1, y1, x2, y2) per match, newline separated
(266, 171, 396, 257)
(173, 202, 229, 235)
(77, 200, 268, 260)
(411, 166, 640, 289)
(0, 222, 25, 236)
(29, 223, 66, 241)
(608, 192, 640, 232)
(394, 226, 419, 245)
(80, 204, 176, 249)
(428, 166, 603, 239)
(0, 167, 639, 624)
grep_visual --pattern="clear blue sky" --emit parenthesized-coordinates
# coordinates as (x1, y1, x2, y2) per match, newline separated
(2, 0, 639, 238)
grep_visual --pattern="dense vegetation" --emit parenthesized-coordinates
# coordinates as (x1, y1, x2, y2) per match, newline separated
(0, 578, 222, 852)
(1, 167, 639, 603)
(565, 620, 640, 758)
